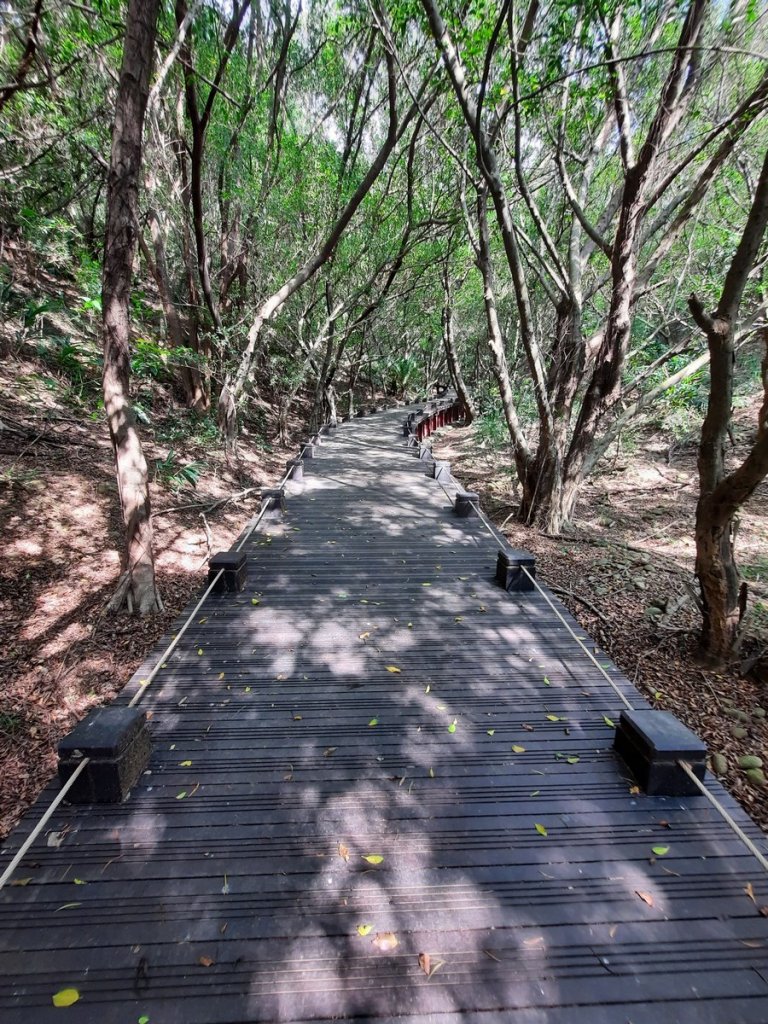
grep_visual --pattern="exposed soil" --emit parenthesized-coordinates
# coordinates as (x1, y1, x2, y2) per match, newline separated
(431, 411, 768, 832)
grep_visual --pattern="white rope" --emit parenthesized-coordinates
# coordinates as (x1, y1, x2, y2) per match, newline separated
(519, 565, 635, 712)
(678, 761, 768, 873)
(0, 759, 90, 891)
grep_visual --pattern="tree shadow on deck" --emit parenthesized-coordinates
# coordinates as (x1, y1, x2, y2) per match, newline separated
(2, 414, 768, 1023)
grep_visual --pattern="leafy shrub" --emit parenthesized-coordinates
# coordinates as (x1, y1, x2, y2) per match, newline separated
(153, 450, 204, 491)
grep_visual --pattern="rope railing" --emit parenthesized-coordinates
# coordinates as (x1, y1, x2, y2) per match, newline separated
(0, 435, 312, 892)
(428, 471, 768, 876)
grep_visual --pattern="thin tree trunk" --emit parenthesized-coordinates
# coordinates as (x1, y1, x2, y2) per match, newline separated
(441, 263, 476, 424)
(217, 48, 420, 443)
(101, 0, 163, 615)
(689, 145, 768, 663)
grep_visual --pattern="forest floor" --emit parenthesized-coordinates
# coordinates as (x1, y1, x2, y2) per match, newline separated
(431, 411, 768, 832)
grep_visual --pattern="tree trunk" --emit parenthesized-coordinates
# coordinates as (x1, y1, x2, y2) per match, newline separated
(217, 48, 419, 443)
(689, 144, 768, 663)
(441, 264, 476, 424)
(101, 0, 162, 614)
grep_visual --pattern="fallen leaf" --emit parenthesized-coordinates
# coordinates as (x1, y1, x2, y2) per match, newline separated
(362, 854, 383, 865)
(546, 714, 561, 722)
(418, 952, 431, 976)
(368, 717, 378, 727)
(428, 766, 435, 778)
(373, 931, 399, 951)
(543, 676, 551, 686)
(292, 714, 302, 721)
(603, 715, 615, 727)
(218, 672, 225, 680)
(609, 924, 618, 939)
(487, 729, 495, 736)
(635, 891, 654, 907)
(198, 956, 215, 967)
(629, 785, 641, 795)
(47, 831, 66, 848)
(522, 723, 535, 732)
(651, 845, 670, 856)
(73, 878, 87, 885)
(482, 948, 501, 962)
(179, 760, 192, 767)
(759, 906, 768, 918)
(10, 878, 32, 886)
(52, 988, 80, 1008)
(530, 790, 540, 797)
(323, 747, 337, 757)
(54, 903, 81, 912)
(511, 744, 526, 753)
(566, 756, 580, 765)
(359, 632, 370, 640)
(356, 924, 373, 936)
(338, 842, 350, 862)
(448, 720, 457, 733)
(176, 791, 187, 800)
(386, 666, 401, 673)
(251, 599, 260, 605)
(745, 882, 756, 905)
(425, 684, 431, 693)
(138, 1016, 150, 1024)
(534, 823, 548, 837)
(197, 648, 204, 656)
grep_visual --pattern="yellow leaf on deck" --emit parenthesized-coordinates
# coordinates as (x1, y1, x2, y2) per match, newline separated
(385, 666, 401, 673)
(362, 854, 383, 865)
(52, 989, 79, 1007)
(356, 923, 373, 936)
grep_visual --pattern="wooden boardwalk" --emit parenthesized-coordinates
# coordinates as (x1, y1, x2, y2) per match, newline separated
(2, 404, 768, 1022)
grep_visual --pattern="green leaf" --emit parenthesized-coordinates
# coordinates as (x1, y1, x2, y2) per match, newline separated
(566, 756, 580, 764)
(486, 729, 495, 736)
(603, 715, 615, 727)
(534, 823, 548, 837)
(362, 854, 383, 865)
(448, 719, 457, 733)
(368, 717, 378, 727)
(546, 714, 561, 722)
(511, 744, 526, 753)
(652, 845, 670, 856)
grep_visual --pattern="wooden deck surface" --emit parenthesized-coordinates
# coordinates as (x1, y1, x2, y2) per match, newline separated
(2, 405, 768, 1022)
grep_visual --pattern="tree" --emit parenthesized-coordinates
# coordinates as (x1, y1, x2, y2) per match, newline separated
(689, 146, 768, 665)
(415, 0, 768, 531)
(101, 0, 163, 614)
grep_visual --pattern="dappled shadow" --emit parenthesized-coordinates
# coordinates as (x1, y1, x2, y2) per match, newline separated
(2, 407, 768, 1022)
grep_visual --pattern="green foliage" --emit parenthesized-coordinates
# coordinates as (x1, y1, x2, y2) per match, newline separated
(153, 450, 204, 492)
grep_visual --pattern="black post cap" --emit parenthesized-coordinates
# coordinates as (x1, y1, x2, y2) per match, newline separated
(614, 708, 707, 796)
